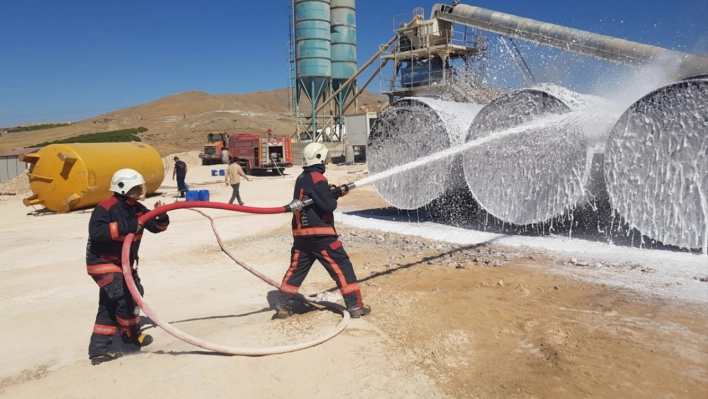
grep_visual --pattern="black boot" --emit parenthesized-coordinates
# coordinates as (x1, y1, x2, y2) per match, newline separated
(273, 292, 295, 319)
(135, 333, 153, 347)
(272, 309, 293, 320)
(348, 305, 372, 318)
(90, 352, 123, 365)
(121, 329, 153, 348)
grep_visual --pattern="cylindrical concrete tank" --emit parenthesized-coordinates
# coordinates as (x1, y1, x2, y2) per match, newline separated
(295, 0, 332, 108)
(683, 74, 708, 81)
(330, 0, 357, 107)
(605, 78, 708, 253)
(368, 97, 483, 209)
(462, 84, 606, 225)
(20, 143, 165, 212)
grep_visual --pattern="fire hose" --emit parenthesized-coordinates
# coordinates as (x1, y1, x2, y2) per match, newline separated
(120, 183, 357, 356)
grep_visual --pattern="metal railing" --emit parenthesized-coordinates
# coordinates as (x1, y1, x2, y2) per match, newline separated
(379, 28, 488, 95)
(392, 7, 425, 31)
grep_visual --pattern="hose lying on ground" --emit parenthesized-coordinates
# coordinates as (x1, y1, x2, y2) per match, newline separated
(121, 200, 352, 356)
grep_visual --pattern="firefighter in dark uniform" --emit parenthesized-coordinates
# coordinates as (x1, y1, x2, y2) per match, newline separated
(86, 168, 170, 365)
(274, 143, 371, 319)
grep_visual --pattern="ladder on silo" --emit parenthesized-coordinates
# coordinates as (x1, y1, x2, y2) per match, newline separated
(287, 0, 296, 116)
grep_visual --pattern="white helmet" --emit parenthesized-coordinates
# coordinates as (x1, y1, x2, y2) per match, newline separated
(110, 168, 146, 198)
(302, 143, 328, 167)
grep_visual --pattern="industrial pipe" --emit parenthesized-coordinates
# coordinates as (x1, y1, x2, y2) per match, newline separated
(432, 3, 708, 78)
(315, 33, 398, 114)
(343, 58, 390, 114)
(120, 190, 358, 355)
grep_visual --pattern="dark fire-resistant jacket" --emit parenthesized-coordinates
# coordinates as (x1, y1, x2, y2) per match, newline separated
(292, 164, 340, 237)
(86, 194, 170, 275)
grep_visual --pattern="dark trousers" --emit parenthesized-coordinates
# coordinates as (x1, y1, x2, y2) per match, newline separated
(177, 176, 187, 192)
(88, 272, 144, 357)
(279, 236, 363, 310)
(229, 183, 243, 205)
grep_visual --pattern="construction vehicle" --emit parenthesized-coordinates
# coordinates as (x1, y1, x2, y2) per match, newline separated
(199, 132, 230, 165)
(228, 130, 293, 175)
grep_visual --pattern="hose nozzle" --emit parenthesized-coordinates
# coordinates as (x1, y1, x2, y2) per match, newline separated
(285, 183, 358, 212)
(285, 199, 306, 212)
(329, 183, 357, 198)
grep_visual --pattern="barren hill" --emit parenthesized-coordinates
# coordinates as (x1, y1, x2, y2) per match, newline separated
(0, 88, 388, 156)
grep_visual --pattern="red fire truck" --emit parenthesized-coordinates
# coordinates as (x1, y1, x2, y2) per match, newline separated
(228, 131, 293, 175)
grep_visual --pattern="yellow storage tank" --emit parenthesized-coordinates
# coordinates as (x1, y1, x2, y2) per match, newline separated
(20, 143, 165, 212)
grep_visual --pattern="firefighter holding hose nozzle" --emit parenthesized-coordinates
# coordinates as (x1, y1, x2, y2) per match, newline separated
(274, 143, 371, 320)
(85, 168, 170, 365)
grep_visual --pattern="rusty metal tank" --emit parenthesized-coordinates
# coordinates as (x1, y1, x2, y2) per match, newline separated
(20, 143, 165, 212)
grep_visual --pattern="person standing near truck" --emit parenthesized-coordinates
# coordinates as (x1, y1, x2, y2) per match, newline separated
(225, 156, 251, 205)
(172, 156, 188, 197)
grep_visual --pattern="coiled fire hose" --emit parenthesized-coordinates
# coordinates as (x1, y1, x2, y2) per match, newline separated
(120, 184, 357, 356)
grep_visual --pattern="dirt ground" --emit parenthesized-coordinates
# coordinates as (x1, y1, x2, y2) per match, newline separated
(353, 246, 708, 399)
(0, 156, 706, 398)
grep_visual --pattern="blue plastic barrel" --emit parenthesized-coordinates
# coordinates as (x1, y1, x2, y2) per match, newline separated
(185, 190, 198, 201)
(198, 189, 210, 201)
(211, 170, 218, 176)
(219, 169, 225, 176)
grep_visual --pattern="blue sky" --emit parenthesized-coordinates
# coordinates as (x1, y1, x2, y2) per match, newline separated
(1, 0, 706, 127)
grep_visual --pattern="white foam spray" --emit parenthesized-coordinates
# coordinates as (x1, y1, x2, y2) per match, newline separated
(355, 112, 577, 188)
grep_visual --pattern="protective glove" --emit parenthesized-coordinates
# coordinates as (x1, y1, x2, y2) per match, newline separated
(153, 200, 168, 221)
(329, 184, 349, 198)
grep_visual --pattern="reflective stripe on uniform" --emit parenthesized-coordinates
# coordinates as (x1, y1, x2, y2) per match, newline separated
(280, 250, 301, 294)
(116, 316, 140, 327)
(93, 324, 117, 336)
(280, 283, 299, 295)
(109, 222, 125, 241)
(282, 250, 300, 284)
(320, 249, 347, 287)
(340, 282, 360, 295)
(293, 227, 336, 236)
(294, 188, 304, 231)
(87, 263, 122, 275)
(109, 222, 119, 240)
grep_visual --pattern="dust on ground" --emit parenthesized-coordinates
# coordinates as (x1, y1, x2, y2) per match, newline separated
(234, 227, 708, 399)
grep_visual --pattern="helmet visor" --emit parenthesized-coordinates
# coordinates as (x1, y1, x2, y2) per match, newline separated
(125, 183, 147, 201)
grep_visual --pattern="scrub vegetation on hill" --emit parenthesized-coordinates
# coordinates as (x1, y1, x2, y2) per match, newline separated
(28, 127, 147, 147)
(5, 123, 73, 133)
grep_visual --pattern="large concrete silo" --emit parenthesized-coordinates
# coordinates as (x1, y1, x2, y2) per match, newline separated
(330, 0, 357, 131)
(295, 0, 332, 139)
